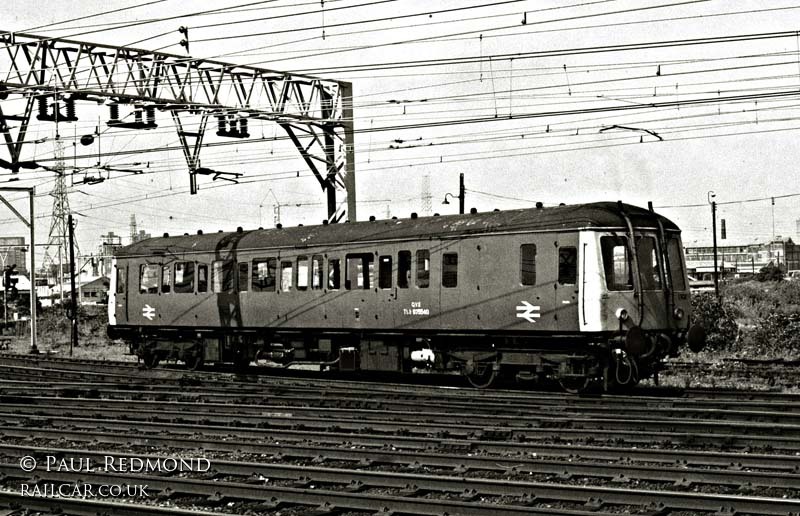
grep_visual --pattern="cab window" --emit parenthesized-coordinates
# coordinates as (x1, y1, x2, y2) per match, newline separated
(636, 236, 662, 290)
(601, 236, 633, 291)
(667, 239, 686, 291)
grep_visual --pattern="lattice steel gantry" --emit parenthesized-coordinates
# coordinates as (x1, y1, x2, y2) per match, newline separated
(0, 31, 356, 222)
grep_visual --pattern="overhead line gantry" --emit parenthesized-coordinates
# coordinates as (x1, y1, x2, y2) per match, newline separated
(0, 31, 356, 223)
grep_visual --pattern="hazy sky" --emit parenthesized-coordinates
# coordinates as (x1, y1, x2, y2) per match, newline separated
(2, 0, 800, 267)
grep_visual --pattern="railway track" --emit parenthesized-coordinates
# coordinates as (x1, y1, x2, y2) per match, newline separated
(0, 353, 798, 514)
(2, 447, 799, 515)
(2, 352, 800, 401)
(2, 395, 800, 446)
(667, 358, 800, 386)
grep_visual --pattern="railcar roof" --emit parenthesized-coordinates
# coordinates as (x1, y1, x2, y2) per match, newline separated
(116, 201, 680, 257)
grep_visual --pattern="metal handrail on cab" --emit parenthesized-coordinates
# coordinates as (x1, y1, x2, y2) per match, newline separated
(649, 201, 674, 326)
(617, 201, 644, 325)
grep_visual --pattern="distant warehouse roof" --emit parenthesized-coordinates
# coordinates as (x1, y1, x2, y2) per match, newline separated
(116, 201, 680, 258)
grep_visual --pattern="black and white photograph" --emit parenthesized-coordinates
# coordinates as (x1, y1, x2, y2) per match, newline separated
(0, 0, 799, 514)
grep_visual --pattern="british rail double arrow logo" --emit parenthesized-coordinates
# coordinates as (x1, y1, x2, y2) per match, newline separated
(142, 304, 156, 321)
(516, 301, 541, 323)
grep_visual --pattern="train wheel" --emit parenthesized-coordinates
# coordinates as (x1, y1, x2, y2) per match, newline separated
(464, 360, 498, 389)
(184, 354, 203, 371)
(558, 376, 591, 394)
(232, 354, 250, 370)
(142, 352, 160, 369)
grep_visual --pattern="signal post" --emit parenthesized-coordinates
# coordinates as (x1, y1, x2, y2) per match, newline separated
(0, 187, 37, 352)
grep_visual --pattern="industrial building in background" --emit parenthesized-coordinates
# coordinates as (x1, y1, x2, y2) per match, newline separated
(685, 237, 800, 278)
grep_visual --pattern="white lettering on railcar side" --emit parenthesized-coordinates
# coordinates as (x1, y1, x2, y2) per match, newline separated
(516, 301, 541, 323)
(142, 304, 156, 321)
(403, 301, 430, 316)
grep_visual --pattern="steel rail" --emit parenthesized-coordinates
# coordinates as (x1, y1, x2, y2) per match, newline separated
(2, 398, 800, 439)
(3, 381, 800, 419)
(3, 424, 799, 474)
(0, 464, 627, 516)
(3, 403, 800, 450)
(2, 460, 799, 515)
(2, 443, 799, 491)
(2, 354, 800, 402)
(3, 406, 800, 451)
(0, 491, 228, 516)
(2, 364, 800, 418)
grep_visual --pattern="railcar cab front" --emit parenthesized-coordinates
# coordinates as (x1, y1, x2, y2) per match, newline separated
(578, 202, 704, 390)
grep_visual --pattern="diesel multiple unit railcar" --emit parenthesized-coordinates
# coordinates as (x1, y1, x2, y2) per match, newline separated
(108, 201, 705, 391)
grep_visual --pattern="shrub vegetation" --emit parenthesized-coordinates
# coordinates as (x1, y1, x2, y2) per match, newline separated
(692, 279, 800, 358)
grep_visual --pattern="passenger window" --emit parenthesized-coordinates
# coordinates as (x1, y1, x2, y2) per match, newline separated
(416, 250, 430, 288)
(139, 264, 159, 294)
(280, 261, 293, 292)
(667, 239, 686, 291)
(212, 260, 234, 293)
(174, 262, 195, 293)
(637, 236, 662, 290)
(601, 236, 633, 291)
(161, 265, 172, 293)
(116, 266, 127, 295)
(297, 256, 309, 290)
(520, 244, 537, 285)
(378, 255, 392, 289)
(397, 250, 411, 288)
(312, 255, 324, 290)
(442, 253, 458, 288)
(238, 262, 249, 292)
(328, 258, 341, 290)
(252, 258, 276, 292)
(345, 253, 374, 290)
(197, 264, 208, 293)
(558, 247, 577, 285)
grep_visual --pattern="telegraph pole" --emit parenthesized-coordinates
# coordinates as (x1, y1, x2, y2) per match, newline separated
(443, 173, 466, 214)
(708, 191, 719, 297)
(458, 173, 465, 215)
(68, 213, 78, 355)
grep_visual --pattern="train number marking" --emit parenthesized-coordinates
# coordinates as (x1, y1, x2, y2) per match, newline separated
(516, 301, 541, 323)
(403, 301, 430, 316)
(142, 304, 156, 321)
